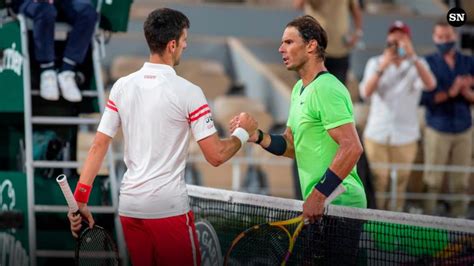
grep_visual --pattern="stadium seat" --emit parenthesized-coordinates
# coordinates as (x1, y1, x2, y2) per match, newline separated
(265, 63, 298, 89)
(251, 146, 294, 198)
(110, 55, 147, 82)
(212, 95, 294, 195)
(192, 95, 274, 190)
(176, 59, 231, 100)
(186, 121, 246, 190)
(213, 95, 269, 134)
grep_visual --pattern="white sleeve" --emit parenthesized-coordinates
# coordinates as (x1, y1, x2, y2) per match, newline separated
(359, 57, 378, 100)
(97, 81, 121, 138)
(187, 87, 217, 141)
(414, 57, 435, 91)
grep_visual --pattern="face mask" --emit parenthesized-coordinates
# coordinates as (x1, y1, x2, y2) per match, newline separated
(397, 47, 406, 57)
(436, 41, 455, 54)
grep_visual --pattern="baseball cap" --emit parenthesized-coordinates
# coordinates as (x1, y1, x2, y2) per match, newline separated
(388, 20, 411, 38)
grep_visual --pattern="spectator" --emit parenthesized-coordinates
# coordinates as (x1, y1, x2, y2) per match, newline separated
(293, 0, 363, 85)
(18, 0, 98, 102)
(421, 21, 474, 218)
(360, 21, 436, 211)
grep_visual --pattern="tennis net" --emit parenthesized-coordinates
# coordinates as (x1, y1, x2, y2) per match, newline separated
(187, 185, 474, 265)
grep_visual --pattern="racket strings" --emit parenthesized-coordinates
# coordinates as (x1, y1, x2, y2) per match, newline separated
(77, 227, 118, 266)
(227, 226, 290, 265)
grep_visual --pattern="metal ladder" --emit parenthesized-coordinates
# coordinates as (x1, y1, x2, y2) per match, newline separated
(18, 14, 127, 266)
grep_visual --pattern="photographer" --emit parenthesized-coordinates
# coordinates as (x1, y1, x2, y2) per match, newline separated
(359, 21, 436, 211)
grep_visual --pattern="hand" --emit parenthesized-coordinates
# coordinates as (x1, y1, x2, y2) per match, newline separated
(302, 189, 326, 224)
(379, 48, 397, 70)
(399, 36, 415, 58)
(461, 75, 472, 88)
(460, 76, 473, 98)
(248, 130, 259, 143)
(235, 112, 258, 138)
(228, 115, 239, 134)
(68, 202, 94, 238)
(449, 76, 465, 98)
(343, 32, 360, 49)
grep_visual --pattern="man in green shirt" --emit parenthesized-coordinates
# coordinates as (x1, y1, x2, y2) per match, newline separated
(231, 15, 366, 219)
(230, 15, 367, 263)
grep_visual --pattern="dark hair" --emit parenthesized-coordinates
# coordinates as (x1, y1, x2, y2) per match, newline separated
(435, 19, 450, 28)
(143, 8, 190, 55)
(286, 15, 327, 61)
(433, 19, 456, 33)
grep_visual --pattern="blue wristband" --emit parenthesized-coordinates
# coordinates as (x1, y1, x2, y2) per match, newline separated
(314, 169, 342, 197)
(263, 134, 287, 155)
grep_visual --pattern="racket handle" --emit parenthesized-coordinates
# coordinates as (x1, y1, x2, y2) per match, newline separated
(324, 184, 345, 207)
(56, 174, 79, 213)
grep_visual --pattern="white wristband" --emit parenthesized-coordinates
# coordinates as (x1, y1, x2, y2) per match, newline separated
(232, 127, 249, 147)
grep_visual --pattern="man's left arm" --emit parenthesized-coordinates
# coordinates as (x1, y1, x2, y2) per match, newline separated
(349, 0, 363, 36)
(413, 58, 436, 91)
(401, 36, 436, 91)
(348, 0, 363, 47)
(460, 57, 474, 103)
(303, 123, 363, 223)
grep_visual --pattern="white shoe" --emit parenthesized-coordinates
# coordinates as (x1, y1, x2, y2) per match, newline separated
(58, 71, 82, 102)
(40, 70, 59, 101)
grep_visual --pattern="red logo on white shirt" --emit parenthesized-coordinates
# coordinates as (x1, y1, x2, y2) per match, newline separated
(106, 99, 118, 112)
(188, 104, 211, 123)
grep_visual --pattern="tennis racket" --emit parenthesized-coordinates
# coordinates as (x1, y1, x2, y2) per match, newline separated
(56, 174, 119, 266)
(224, 184, 346, 266)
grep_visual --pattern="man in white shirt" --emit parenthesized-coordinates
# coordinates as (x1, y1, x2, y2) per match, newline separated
(68, 8, 257, 266)
(359, 21, 435, 211)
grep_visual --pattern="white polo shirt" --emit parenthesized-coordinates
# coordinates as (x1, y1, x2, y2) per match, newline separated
(98, 62, 216, 218)
(360, 56, 433, 145)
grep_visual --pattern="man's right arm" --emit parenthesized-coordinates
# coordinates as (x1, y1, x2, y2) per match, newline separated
(198, 133, 243, 167)
(360, 53, 393, 98)
(69, 132, 112, 237)
(228, 115, 295, 159)
(198, 113, 257, 167)
(432, 76, 464, 104)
